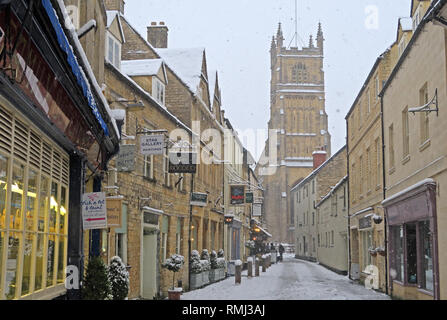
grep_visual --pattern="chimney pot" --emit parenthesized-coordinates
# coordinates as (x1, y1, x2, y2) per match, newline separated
(160, 22, 165, 26)
(147, 21, 169, 48)
(151, 22, 157, 26)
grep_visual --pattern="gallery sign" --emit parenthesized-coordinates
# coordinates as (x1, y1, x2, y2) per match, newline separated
(231, 185, 245, 205)
(140, 135, 165, 156)
(82, 192, 107, 230)
(252, 204, 262, 217)
(190, 192, 208, 207)
(116, 144, 136, 172)
(168, 152, 197, 174)
(359, 216, 372, 230)
(106, 197, 123, 228)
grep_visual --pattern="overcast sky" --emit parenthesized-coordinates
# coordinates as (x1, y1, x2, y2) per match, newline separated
(125, 0, 411, 159)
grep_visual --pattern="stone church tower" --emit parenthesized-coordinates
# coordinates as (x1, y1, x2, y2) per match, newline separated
(259, 23, 331, 244)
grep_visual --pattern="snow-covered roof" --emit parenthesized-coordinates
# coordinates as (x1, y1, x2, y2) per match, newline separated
(121, 59, 166, 79)
(399, 17, 413, 32)
(106, 10, 125, 43)
(157, 47, 205, 93)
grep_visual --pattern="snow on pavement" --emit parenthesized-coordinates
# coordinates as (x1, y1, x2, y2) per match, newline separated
(182, 254, 390, 300)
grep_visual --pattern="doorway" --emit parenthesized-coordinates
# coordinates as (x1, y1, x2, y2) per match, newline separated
(142, 228, 158, 300)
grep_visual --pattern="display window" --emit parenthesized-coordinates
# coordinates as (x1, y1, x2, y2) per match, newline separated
(0, 103, 69, 299)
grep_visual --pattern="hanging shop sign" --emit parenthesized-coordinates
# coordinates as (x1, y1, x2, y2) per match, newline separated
(116, 144, 136, 172)
(106, 197, 123, 228)
(168, 152, 197, 173)
(231, 185, 245, 205)
(82, 192, 108, 230)
(359, 216, 372, 230)
(190, 192, 208, 207)
(246, 193, 254, 204)
(252, 204, 262, 217)
(140, 135, 165, 156)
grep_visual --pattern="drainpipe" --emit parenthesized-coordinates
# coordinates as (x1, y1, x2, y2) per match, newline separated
(380, 94, 389, 296)
(188, 173, 195, 291)
(346, 119, 352, 281)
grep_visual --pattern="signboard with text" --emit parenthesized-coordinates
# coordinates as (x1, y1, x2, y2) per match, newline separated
(246, 193, 254, 204)
(106, 197, 123, 228)
(116, 144, 136, 172)
(82, 192, 107, 230)
(231, 186, 245, 205)
(252, 204, 262, 217)
(190, 193, 208, 207)
(168, 152, 197, 173)
(140, 135, 165, 156)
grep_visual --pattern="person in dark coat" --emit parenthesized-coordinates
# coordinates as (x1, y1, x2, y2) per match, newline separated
(279, 244, 285, 262)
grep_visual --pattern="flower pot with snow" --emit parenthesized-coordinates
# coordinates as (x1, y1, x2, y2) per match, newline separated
(210, 250, 227, 282)
(162, 254, 185, 300)
(168, 288, 183, 300)
(190, 251, 203, 290)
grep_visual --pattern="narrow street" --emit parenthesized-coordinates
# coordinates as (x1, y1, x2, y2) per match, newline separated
(182, 255, 390, 300)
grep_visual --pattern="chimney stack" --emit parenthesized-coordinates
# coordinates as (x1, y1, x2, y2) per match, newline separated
(147, 22, 169, 48)
(313, 150, 327, 170)
(104, 0, 125, 14)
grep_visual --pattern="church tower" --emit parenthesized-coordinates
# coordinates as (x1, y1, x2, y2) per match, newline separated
(260, 22, 331, 244)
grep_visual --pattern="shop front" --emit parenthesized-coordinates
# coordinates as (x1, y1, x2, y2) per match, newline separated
(383, 179, 439, 300)
(0, 0, 119, 300)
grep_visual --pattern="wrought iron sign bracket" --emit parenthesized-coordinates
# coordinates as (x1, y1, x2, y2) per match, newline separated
(409, 89, 439, 117)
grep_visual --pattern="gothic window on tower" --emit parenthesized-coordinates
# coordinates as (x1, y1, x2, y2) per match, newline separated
(292, 63, 308, 83)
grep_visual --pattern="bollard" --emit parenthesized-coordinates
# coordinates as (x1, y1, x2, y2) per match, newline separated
(255, 258, 260, 277)
(262, 256, 266, 273)
(247, 258, 253, 278)
(235, 260, 242, 285)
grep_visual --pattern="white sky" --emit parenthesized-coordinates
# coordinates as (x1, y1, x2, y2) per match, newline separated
(125, 0, 411, 159)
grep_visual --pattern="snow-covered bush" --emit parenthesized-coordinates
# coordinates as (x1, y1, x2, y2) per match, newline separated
(217, 249, 225, 258)
(210, 250, 218, 269)
(245, 240, 255, 249)
(190, 250, 202, 274)
(200, 259, 211, 272)
(82, 257, 111, 300)
(108, 256, 129, 300)
(162, 254, 185, 290)
(216, 258, 226, 269)
(201, 249, 210, 261)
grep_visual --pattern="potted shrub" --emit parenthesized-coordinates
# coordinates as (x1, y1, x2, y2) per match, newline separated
(200, 250, 211, 286)
(189, 250, 203, 289)
(82, 257, 111, 300)
(108, 256, 129, 300)
(209, 251, 226, 282)
(162, 254, 185, 300)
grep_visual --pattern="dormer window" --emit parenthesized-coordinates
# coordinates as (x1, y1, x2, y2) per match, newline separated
(153, 77, 165, 105)
(413, 5, 422, 31)
(106, 32, 121, 69)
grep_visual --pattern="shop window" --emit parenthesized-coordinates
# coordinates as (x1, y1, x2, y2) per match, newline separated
(391, 226, 404, 282)
(406, 223, 418, 284)
(419, 221, 434, 291)
(361, 230, 372, 269)
(390, 221, 434, 292)
(0, 104, 69, 299)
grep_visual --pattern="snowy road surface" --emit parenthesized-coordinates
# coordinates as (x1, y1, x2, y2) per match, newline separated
(182, 254, 390, 300)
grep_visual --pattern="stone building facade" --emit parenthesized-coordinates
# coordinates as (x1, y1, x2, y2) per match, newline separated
(258, 23, 331, 244)
(381, 0, 447, 300)
(315, 177, 349, 275)
(345, 44, 397, 293)
(291, 146, 346, 262)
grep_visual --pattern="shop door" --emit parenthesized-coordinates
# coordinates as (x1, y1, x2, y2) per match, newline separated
(142, 229, 157, 300)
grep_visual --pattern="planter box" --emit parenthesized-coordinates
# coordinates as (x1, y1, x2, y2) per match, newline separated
(209, 268, 226, 282)
(190, 273, 203, 290)
(202, 270, 210, 286)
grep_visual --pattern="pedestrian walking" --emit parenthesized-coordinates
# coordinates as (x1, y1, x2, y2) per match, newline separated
(279, 244, 285, 262)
